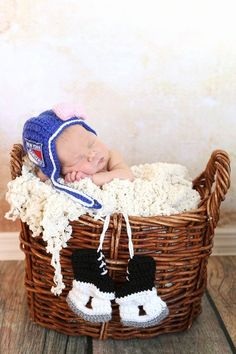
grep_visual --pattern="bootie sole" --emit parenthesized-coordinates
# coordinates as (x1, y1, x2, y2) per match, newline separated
(66, 295, 112, 323)
(121, 305, 169, 328)
(116, 287, 169, 328)
(66, 280, 114, 323)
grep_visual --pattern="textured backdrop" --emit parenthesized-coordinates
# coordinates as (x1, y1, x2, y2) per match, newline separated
(0, 0, 235, 231)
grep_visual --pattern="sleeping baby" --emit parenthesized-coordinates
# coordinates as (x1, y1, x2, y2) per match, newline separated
(23, 103, 134, 209)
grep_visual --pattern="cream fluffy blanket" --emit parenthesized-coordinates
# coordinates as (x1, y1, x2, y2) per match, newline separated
(5, 159, 200, 295)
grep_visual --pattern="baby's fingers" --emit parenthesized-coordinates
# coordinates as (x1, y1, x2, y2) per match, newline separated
(70, 171, 77, 182)
(64, 174, 71, 183)
(65, 171, 90, 182)
(65, 171, 76, 183)
(75, 171, 84, 181)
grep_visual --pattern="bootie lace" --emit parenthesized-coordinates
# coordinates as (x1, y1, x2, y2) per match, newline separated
(115, 213, 169, 328)
(66, 213, 115, 323)
(97, 213, 110, 275)
(97, 251, 108, 275)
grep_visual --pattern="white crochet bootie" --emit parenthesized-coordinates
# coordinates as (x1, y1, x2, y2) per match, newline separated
(67, 215, 115, 323)
(115, 214, 169, 328)
(67, 249, 115, 323)
(115, 255, 169, 327)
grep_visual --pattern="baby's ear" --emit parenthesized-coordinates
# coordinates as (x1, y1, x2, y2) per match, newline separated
(53, 102, 87, 120)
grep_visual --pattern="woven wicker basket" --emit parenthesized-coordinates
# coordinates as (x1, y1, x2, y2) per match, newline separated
(10, 145, 230, 340)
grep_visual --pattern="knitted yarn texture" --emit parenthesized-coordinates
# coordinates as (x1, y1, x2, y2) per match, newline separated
(22, 109, 101, 209)
(5, 158, 200, 295)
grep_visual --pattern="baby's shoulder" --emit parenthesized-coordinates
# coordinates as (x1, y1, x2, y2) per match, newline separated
(108, 149, 126, 170)
(109, 149, 123, 160)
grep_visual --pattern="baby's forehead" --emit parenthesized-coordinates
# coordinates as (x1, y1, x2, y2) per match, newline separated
(62, 124, 87, 136)
(56, 124, 94, 163)
(56, 124, 95, 153)
(59, 124, 93, 142)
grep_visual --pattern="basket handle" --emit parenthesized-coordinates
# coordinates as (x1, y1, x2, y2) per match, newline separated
(10, 144, 25, 179)
(203, 150, 230, 229)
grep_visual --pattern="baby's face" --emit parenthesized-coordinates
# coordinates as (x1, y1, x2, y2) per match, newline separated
(56, 125, 109, 176)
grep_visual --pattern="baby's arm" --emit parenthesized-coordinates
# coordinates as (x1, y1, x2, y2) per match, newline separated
(92, 150, 134, 186)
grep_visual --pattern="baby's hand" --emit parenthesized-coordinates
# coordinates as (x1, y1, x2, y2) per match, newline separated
(64, 171, 91, 183)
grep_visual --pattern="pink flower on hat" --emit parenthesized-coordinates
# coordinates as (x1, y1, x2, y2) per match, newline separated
(52, 102, 87, 120)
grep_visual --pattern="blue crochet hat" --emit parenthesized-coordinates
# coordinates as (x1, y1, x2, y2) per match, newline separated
(22, 109, 102, 209)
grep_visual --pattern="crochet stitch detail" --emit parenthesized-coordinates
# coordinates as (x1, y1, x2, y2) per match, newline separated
(5, 160, 200, 295)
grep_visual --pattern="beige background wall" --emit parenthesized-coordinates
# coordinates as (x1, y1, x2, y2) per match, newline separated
(1, 0, 236, 232)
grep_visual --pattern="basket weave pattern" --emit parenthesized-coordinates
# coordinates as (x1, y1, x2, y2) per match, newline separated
(10, 145, 230, 339)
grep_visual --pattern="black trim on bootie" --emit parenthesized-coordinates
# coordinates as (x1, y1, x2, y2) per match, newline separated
(72, 249, 115, 294)
(116, 255, 156, 298)
(115, 254, 169, 328)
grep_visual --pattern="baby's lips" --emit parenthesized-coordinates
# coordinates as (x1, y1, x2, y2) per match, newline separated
(52, 102, 87, 120)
